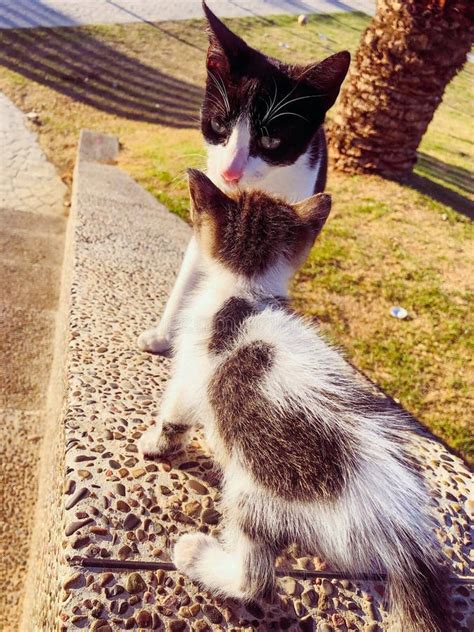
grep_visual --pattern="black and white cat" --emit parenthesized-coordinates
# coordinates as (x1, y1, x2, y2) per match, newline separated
(138, 2, 350, 354)
(139, 170, 450, 632)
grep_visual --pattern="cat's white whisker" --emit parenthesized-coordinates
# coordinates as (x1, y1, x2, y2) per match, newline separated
(208, 70, 230, 114)
(267, 111, 309, 123)
(267, 93, 328, 121)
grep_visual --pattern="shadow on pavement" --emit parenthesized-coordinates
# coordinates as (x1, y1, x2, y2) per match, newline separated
(0, 0, 203, 128)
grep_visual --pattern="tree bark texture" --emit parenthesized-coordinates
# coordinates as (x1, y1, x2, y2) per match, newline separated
(329, 1, 474, 177)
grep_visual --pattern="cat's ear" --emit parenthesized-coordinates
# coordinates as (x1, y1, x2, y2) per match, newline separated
(295, 51, 350, 109)
(294, 193, 332, 234)
(202, 1, 250, 73)
(187, 169, 230, 217)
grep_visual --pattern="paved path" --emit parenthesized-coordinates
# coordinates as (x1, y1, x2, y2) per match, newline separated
(0, 0, 375, 29)
(0, 92, 66, 630)
(0, 94, 66, 214)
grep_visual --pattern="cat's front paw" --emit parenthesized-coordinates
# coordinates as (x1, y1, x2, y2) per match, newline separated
(138, 425, 165, 457)
(173, 532, 215, 576)
(137, 327, 172, 355)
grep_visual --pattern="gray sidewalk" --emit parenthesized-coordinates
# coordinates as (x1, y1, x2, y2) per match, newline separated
(0, 0, 375, 29)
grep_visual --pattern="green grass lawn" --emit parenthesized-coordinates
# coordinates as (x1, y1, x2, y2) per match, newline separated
(0, 12, 472, 462)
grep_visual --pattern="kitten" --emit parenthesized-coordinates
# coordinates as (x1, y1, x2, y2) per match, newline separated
(139, 170, 451, 632)
(138, 2, 350, 354)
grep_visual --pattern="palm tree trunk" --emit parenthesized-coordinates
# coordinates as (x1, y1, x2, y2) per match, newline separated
(329, 0, 474, 178)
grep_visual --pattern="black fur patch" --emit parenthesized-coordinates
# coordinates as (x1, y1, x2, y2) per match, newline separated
(208, 297, 256, 354)
(211, 190, 315, 277)
(202, 5, 349, 170)
(208, 341, 358, 502)
(309, 127, 328, 193)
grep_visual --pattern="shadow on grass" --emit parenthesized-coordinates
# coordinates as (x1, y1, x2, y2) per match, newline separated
(408, 153, 474, 220)
(0, 0, 203, 128)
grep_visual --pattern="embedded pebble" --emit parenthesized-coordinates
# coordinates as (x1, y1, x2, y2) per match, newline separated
(126, 573, 146, 594)
(65, 518, 93, 536)
(187, 480, 208, 495)
(123, 513, 140, 530)
(63, 572, 84, 590)
(201, 508, 220, 525)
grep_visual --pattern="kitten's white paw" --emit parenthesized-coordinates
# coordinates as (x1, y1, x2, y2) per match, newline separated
(173, 532, 215, 575)
(137, 328, 172, 355)
(138, 425, 163, 457)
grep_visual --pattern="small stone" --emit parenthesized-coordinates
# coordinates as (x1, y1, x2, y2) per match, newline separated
(65, 487, 89, 510)
(201, 508, 220, 525)
(298, 14, 308, 26)
(90, 526, 108, 536)
(99, 573, 114, 587)
(281, 577, 298, 596)
(72, 535, 90, 549)
(184, 500, 201, 517)
(65, 518, 93, 536)
(126, 572, 146, 594)
(64, 479, 76, 494)
(124, 617, 136, 630)
(318, 624, 333, 632)
(78, 469, 92, 479)
(136, 610, 152, 626)
(321, 579, 334, 596)
(170, 510, 195, 525)
(132, 468, 146, 478)
(188, 480, 208, 495)
(169, 622, 187, 632)
(114, 482, 126, 496)
(366, 625, 381, 632)
(118, 545, 132, 560)
(63, 572, 84, 590)
(124, 513, 141, 530)
(302, 589, 317, 607)
(117, 500, 130, 512)
(293, 600, 304, 616)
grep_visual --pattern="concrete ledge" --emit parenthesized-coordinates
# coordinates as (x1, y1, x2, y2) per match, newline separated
(22, 132, 473, 631)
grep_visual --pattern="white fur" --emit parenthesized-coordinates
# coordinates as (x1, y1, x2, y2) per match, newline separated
(206, 115, 319, 202)
(138, 116, 322, 351)
(140, 254, 440, 619)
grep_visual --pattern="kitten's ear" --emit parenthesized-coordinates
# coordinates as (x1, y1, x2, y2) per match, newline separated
(296, 51, 350, 109)
(202, 1, 249, 73)
(187, 169, 230, 217)
(294, 193, 332, 234)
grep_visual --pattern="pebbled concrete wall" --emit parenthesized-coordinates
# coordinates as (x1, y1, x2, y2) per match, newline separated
(21, 131, 473, 631)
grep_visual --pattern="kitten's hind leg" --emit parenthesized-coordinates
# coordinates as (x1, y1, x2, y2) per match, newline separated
(173, 521, 276, 601)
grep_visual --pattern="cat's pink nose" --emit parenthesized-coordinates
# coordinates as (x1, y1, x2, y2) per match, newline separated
(221, 168, 242, 184)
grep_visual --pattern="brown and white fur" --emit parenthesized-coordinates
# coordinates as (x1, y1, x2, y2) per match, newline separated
(139, 170, 451, 632)
(137, 2, 349, 355)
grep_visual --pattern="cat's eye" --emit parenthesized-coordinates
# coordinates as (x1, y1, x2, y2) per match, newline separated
(211, 118, 227, 135)
(260, 135, 281, 150)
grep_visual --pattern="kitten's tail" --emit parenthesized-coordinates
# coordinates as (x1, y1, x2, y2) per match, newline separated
(386, 540, 451, 632)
